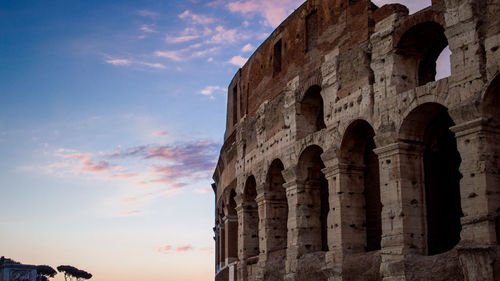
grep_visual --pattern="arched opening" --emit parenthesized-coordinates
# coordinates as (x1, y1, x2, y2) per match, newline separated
(226, 189, 238, 261)
(297, 145, 329, 252)
(243, 176, 259, 258)
(482, 74, 500, 246)
(339, 120, 381, 252)
(400, 103, 463, 255)
(396, 22, 449, 91)
(298, 86, 326, 138)
(265, 159, 288, 254)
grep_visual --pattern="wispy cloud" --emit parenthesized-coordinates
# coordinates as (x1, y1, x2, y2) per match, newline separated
(178, 10, 217, 25)
(154, 131, 170, 137)
(106, 58, 132, 66)
(105, 56, 166, 69)
(140, 24, 157, 33)
(136, 9, 159, 18)
(57, 150, 118, 173)
(199, 86, 226, 99)
(158, 244, 194, 254)
(228, 55, 247, 67)
(155, 44, 220, 62)
(108, 139, 220, 188)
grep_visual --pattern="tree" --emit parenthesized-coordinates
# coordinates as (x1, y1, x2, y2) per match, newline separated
(57, 265, 92, 281)
(36, 265, 57, 281)
(0, 256, 20, 265)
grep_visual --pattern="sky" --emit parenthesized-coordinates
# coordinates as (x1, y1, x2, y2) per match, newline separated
(0, 1, 440, 280)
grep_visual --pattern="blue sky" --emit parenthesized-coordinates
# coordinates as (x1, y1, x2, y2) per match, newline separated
(0, 1, 436, 280)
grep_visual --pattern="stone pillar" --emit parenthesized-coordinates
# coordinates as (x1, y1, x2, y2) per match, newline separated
(256, 185, 288, 262)
(235, 197, 247, 281)
(215, 226, 220, 273)
(374, 142, 426, 281)
(282, 166, 323, 279)
(225, 215, 239, 265)
(220, 224, 226, 269)
(451, 118, 500, 246)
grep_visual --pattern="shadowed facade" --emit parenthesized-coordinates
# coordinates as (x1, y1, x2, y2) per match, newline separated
(213, 0, 500, 280)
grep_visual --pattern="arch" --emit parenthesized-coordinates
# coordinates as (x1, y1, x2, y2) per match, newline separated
(395, 21, 449, 91)
(243, 175, 259, 258)
(339, 120, 381, 252)
(297, 145, 329, 252)
(399, 103, 463, 255)
(264, 159, 288, 254)
(297, 85, 326, 138)
(482, 74, 500, 128)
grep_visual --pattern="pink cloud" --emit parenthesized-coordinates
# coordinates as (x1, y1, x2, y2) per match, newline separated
(158, 245, 173, 254)
(158, 244, 193, 254)
(195, 187, 212, 194)
(154, 131, 170, 137)
(227, 0, 305, 27)
(112, 172, 138, 179)
(57, 151, 117, 173)
(81, 159, 116, 173)
(241, 43, 255, 53)
(176, 245, 193, 252)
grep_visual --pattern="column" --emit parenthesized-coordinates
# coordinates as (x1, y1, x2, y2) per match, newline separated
(374, 142, 426, 281)
(451, 118, 500, 246)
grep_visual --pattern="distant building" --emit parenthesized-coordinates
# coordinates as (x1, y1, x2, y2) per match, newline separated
(0, 262, 36, 281)
(212, 0, 500, 280)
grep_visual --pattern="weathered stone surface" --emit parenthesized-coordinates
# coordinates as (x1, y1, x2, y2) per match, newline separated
(213, 0, 500, 280)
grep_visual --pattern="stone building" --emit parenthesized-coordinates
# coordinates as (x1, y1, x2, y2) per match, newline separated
(212, 0, 500, 280)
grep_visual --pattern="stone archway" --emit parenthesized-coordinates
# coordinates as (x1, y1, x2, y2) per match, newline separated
(400, 102, 463, 255)
(339, 120, 381, 252)
(264, 159, 288, 255)
(395, 21, 449, 91)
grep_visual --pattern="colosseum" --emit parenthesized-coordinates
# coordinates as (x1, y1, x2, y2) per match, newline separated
(212, 0, 500, 280)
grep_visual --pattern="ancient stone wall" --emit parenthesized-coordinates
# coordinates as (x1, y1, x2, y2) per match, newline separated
(213, 0, 500, 280)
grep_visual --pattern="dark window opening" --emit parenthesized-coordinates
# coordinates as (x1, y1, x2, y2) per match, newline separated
(232, 85, 238, 126)
(299, 85, 326, 138)
(423, 110, 463, 255)
(273, 39, 282, 75)
(306, 11, 318, 52)
(364, 137, 381, 251)
(244, 176, 259, 257)
(496, 215, 500, 245)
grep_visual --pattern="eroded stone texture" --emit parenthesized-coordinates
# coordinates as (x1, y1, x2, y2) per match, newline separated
(213, 0, 500, 280)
